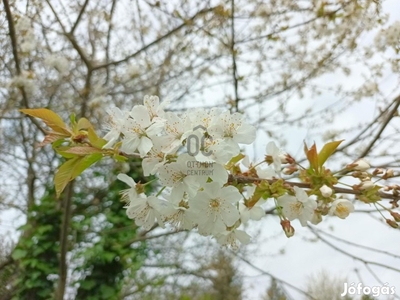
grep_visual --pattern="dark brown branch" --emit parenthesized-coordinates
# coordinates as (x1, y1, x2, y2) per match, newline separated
(123, 226, 181, 247)
(308, 225, 400, 273)
(230, 0, 240, 112)
(3, 0, 21, 74)
(337, 96, 397, 153)
(229, 175, 400, 201)
(230, 251, 317, 300)
(45, 0, 92, 70)
(359, 94, 400, 158)
(70, 0, 90, 34)
(105, 0, 117, 84)
(311, 227, 400, 259)
(3, 0, 46, 134)
(238, 6, 343, 44)
(92, 6, 217, 71)
(56, 182, 74, 300)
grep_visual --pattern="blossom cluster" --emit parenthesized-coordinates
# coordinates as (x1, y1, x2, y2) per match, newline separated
(15, 16, 37, 53)
(103, 96, 359, 248)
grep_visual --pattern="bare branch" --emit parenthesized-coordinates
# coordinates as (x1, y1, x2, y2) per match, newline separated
(3, 0, 46, 134)
(359, 95, 400, 157)
(230, 0, 240, 112)
(308, 225, 400, 273)
(92, 6, 218, 71)
(70, 0, 90, 34)
(231, 251, 317, 300)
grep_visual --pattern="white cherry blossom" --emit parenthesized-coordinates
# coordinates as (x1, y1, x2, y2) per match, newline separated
(141, 138, 166, 176)
(158, 153, 204, 198)
(239, 185, 265, 224)
(329, 199, 354, 219)
(126, 195, 166, 230)
(208, 110, 256, 150)
(266, 141, 285, 174)
(319, 185, 333, 197)
(189, 182, 241, 235)
(215, 229, 251, 250)
(120, 105, 164, 156)
(163, 193, 196, 230)
(161, 111, 192, 154)
(103, 107, 130, 149)
(239, 202, 265, 224)
(143, 95, 170, 120)
(117, 173, 138, 202)
(277, 186, 317, 227)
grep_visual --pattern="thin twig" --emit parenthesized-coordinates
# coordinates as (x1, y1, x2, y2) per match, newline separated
(312, 227, 400, 259)
(56, 182, 74, 300)
(92, 7, 217, 71)
(231, 251, 317, 300)
(3, 0, 46, 134)
(308, 225, 400, 273)
(359, 95, 400, 158)
(70, 0, 90, 34)
(230, 0, 240, 112)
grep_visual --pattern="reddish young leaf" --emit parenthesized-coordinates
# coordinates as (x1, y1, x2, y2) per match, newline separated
(304, 142, 319, 173)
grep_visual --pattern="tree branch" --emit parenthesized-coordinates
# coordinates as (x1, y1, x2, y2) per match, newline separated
(56, 182, 74, 300)
(229, 175, 400, 201)
(70, 0, 90, 34)
(359, 94, 400, 158)
(92, 6, 217, 71)
(230, 251, 317, 300)
(3, 0, 46, 134)
(308, 225, 400, 273)
(230, 0, 240, 112)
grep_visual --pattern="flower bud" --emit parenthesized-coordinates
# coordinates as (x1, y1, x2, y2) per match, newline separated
(372, 168, 384, 175)
(390, 211, 400, 222)
(280, 220, 295, 238)
(279, 154, 288, 164)
(353, 180, 374, 191)
(386, 219, 399, 229)
(382, 169, 394, 179)
(311, 211, 322, 225)
(329, 199, 354, 219)
(319, 185, 332, 197)
(353, 158, 370, 171)
(283, 165, 298, 175)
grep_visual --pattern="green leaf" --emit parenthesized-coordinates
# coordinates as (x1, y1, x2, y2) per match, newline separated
(227, 153, 245, 166)
(71, 153, 103, 179)
(63, 146, 103, 156)
(54, 153, 103, 197)
(39, 132, 68, 147)
(20, 108, 71, 136)
(88, 127, 107, 148)
(114, 154, 127, 162)
(55, 146, 79, 159)
(77, 117, 92, 131)
(12, 249, 28, 260)
(318, 140, 343, 167)
(70, 113, 76, 126)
